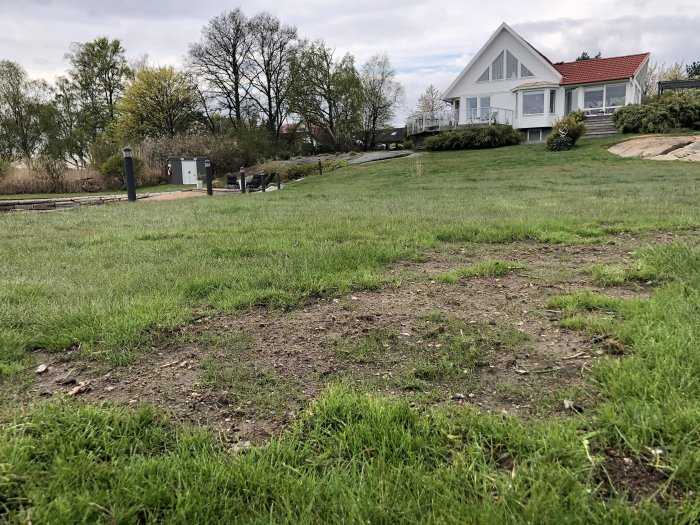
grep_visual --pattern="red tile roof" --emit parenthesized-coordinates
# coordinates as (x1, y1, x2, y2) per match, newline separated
(554, 53, 650, 85)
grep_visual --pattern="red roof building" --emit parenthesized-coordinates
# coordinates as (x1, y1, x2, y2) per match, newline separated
(554, 54, 650, 85)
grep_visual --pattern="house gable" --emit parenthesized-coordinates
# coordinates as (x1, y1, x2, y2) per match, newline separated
(442, 22, 562, 100)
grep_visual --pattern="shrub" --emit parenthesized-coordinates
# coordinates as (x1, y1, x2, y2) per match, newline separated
(546, 111, 587, 150)
(613, 91, 700, 133)
(548, 135, 574, 151)
(425, 124, 522, 151)
(256, 159, 349, 182)
(35, 157, 68, 193)
(100, 153, 145, 189)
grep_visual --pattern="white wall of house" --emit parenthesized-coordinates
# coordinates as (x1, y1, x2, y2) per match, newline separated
(444, 27, 561, 126)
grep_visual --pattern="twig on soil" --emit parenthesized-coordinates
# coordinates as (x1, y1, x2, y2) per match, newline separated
(561, 351, 589, 360)
(159, 360, 180, 369)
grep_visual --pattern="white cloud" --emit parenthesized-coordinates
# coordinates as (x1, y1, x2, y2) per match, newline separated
(1, 0, 698, 124)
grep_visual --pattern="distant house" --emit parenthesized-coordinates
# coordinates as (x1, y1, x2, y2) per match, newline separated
(374, 127, 405, 149)
(409, 22, 649, 142)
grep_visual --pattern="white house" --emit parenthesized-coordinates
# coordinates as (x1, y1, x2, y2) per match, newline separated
(409, 23, 650, 142)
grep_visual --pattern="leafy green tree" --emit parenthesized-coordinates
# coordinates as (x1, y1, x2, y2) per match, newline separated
(288, 41, 364, 151)
(0, 60, 49, 170)
(113, 66, 202, 142)
(64, 37, 131, 162)
(360, 54, 404, 150)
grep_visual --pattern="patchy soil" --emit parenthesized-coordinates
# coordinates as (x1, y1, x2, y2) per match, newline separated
(609, 135, 700, 162)
(19, 230, 695, 446)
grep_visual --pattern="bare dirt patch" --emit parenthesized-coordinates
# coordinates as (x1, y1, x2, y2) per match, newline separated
(22, 231, 691, 445)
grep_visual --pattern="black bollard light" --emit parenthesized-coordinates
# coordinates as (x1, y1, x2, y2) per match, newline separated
(239, 166, 246, 193)
(276, 172, 281, 190)
(318, 160, 323, 176)
(122, 147, 136, 202)
(205, 159, 213, 196)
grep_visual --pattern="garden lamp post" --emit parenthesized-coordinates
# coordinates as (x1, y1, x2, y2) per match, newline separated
(122, 147, 136, 202)
(205, 159, 213, 196)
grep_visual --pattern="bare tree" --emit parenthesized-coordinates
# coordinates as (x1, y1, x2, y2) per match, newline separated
(641, 61, 687, 99)
(360, 54, 405, 151)
(247, 12, 298, 136)
(188, 9, 254, 130)
(415, 84, 448, 114)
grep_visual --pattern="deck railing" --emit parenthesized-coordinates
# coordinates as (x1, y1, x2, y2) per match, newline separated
(407, 107, 514, 136)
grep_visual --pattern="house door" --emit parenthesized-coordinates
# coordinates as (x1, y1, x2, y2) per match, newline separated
(565, 89, 574, 114)
(182, 160, 198, 185)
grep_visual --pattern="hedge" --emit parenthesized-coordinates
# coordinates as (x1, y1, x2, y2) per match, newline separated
(425, 125, 523, 151)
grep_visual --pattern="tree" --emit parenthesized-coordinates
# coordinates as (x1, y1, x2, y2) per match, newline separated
(65, 37, 131, 134)
(576, 51, 602, 61)
(188, 9, 254, 131)
(247, 12, 298, 136)
(360, 54, 404, 151)
(113, 66, 202, 142)
(686, 61, 700, 79)
(288, 41, 364, 151)
(414, 84, 447, 115)
(0, 61, 48, 170)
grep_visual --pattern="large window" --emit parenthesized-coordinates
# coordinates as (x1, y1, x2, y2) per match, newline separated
(492, 51, 504, 80)
(467, 97, 477, 120)
(480, 96, 491, 119)
(605, 84, 626, 108)
(584, 87, 604, 110)
(506, 51, 518, 79)
(523, 91, 544, 114)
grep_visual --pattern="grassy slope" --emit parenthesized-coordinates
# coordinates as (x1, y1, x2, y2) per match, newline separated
(1, 137, 699, 523)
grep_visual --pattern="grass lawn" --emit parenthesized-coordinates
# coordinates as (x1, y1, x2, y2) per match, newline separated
(0, 183, 193, 200)
(1, 136, 699, 523)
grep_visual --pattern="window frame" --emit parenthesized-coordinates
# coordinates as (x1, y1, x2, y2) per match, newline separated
(522, 90, 545, 115)
(492, 51, 504, 81)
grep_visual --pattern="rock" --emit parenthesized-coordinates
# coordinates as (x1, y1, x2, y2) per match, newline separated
(563, 399, 584, 413)
(35, 364, 49, 374)
(105, 386, 116, 392)
(67, 381, 91, 396)
(452, 393, 466, 400)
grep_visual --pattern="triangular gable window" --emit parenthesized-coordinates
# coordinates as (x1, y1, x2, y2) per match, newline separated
(492, 51, 504, 80)
(477, 68, 489, 82)
(521, 64, 534, 77)
(506, 51, 518, 79)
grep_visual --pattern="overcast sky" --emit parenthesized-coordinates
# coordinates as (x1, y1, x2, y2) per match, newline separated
(1, 0, 699, 124)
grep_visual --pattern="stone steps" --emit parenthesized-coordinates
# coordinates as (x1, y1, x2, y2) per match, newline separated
(583, 116, 619, 137)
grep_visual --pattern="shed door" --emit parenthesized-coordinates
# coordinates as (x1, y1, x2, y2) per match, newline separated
(182, 160, 198, 185)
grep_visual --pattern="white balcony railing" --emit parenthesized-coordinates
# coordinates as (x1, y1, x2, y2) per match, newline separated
(407, 107, 514, 136)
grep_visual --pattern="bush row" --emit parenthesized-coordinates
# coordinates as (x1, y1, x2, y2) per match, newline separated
(256, 159, 349, 182)
(613, 91, 700, 133)
(425, 125, 523, 151)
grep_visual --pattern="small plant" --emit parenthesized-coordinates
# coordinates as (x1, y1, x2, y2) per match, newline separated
(548, 135, 574, 151)
(546, 111, 587, 151)
(409, 159, 423, 177)
(35, 157, 67, 193)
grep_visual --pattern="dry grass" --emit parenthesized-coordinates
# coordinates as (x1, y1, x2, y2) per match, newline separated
(0, 166, 166, 196)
